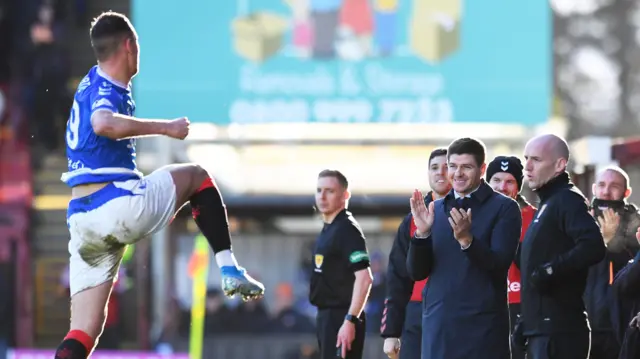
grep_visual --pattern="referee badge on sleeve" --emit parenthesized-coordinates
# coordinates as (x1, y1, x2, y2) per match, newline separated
(349, 251, 369, 263)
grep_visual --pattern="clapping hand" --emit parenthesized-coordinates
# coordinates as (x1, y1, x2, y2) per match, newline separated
(449, 207, 472, 247)
(597, 208, 620, 245)
(410, 189, 435, 237)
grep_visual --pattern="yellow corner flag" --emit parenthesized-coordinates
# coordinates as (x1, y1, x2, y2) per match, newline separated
(188, 234, 210, 359)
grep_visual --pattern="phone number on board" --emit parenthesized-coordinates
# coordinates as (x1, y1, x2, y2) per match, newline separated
(228, 99, 453, 124)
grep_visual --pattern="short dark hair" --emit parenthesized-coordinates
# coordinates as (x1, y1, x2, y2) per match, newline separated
(89, 11, 136, 62)
(318, 169, 348, 189)
(429, 148, 447, 165)
(447, 138, 486, 166)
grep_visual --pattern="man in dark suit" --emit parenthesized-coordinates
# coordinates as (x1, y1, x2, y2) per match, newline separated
(407, 137, 522, 359)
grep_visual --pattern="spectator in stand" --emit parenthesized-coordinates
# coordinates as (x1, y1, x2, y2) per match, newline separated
(202, 288, 236, 335)
(269, 282, 315, 334)
(232, 297, 270, 334)
(26, 0, 69, 151)
(74, 0, 88, 27)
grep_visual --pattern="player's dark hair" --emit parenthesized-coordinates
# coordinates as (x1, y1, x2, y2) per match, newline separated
(447, 138, 486, 167)
(429, 148, 447, 165)
(318, 169, 349, 190)
(89, 11, 136, 62)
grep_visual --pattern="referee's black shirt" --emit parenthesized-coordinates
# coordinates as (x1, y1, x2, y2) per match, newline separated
(309, 209, 370, 309)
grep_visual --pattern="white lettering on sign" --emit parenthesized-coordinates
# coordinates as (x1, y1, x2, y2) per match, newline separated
(227, 98, 453, 124)
(239, 65, 336, 96)
(377, 98, 453, 123)
(507, 280, 521, 292)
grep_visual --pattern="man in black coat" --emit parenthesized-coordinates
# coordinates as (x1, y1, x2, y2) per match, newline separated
(407, 137, 522, 359)
(611, 229, 640, 359)
(381, 148, 451, 359)
(514, 134, 606, 359)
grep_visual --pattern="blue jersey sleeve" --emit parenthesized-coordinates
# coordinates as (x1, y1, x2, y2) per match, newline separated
(88, 82, 122, 117)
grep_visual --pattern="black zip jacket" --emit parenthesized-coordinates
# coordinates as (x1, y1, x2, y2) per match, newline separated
(611, 251, 640, 346)
(520, 172, 606, 335)
(584, 251, 635, 333)
(380, 192, 435, 338)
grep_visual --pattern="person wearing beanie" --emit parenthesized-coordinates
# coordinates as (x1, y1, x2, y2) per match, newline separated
(486, 155, 536, 359)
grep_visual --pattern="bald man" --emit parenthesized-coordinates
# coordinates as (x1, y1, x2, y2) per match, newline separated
(512, 134, 606, 359)
(586, 166, 640, 359)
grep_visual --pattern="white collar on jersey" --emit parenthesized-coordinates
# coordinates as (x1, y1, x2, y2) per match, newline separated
(96, 66, 129, 90)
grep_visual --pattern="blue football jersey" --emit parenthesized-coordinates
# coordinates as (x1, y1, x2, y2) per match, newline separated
(61, 66, 142, 187)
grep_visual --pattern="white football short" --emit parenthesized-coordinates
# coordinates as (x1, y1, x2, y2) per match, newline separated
(66, 168, 177, 296)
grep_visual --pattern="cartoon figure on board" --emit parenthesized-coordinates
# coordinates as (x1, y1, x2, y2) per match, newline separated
(373, 0, 399, 56)
(409, 0, 462, 63)
(310, 0, 343, 59)
(284, 0, 313, 58)
(337, 0, 373, 61)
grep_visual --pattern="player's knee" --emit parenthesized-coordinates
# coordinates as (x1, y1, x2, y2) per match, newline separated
(190, 164, 214, 189)
(190, 163, 209, 180)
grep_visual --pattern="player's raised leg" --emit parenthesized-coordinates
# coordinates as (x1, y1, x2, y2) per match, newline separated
(165, 163, 264, 301)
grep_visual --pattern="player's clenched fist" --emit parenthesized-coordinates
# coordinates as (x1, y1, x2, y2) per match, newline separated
(165, 117, 190, 140)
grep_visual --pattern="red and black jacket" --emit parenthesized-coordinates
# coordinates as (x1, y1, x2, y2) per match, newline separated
(508, 196, 536, 304)
(380, 192, 434, 338)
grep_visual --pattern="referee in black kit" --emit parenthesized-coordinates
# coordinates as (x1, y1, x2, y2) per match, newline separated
(310, 169, 373, 359)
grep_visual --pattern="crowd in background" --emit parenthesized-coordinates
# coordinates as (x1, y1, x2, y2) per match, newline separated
(0, 0, 75, 357)
(177, 250, 388, 338)
(1, 0, 76, 155)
